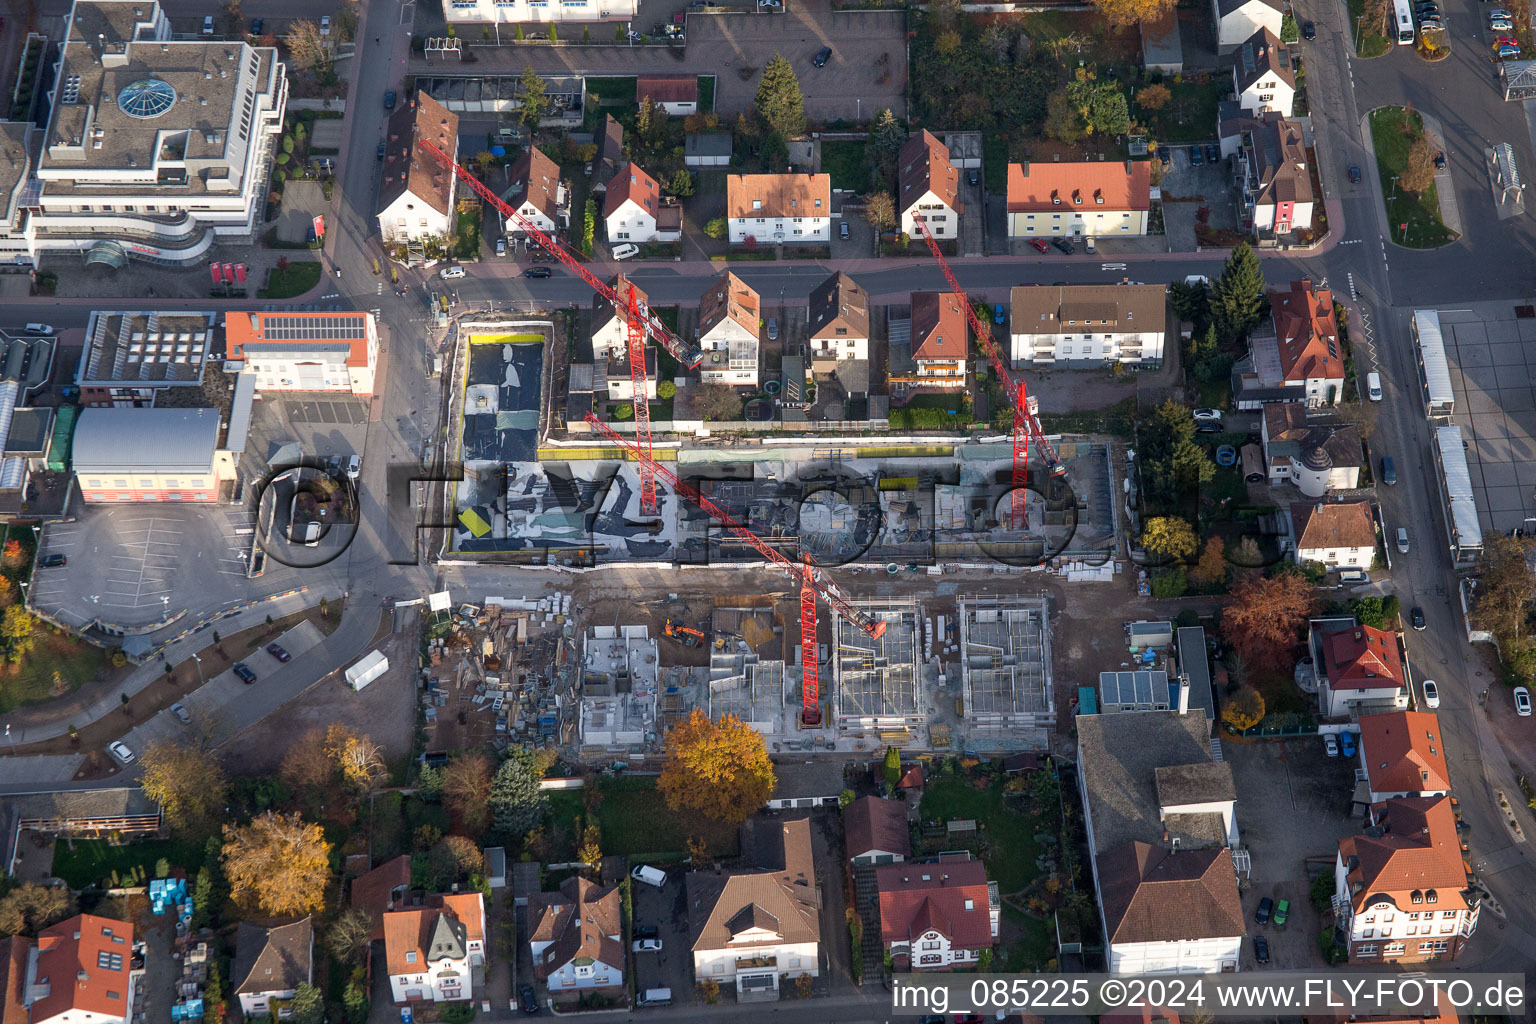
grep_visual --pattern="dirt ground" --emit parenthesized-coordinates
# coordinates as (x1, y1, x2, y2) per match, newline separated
(215, 607, 415, 773)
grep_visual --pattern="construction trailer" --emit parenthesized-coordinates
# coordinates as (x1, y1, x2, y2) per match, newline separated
(346, 650, 389, 691)
(958, 598, 1054, 737)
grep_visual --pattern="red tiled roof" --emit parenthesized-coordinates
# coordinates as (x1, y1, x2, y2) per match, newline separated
(378, 92, 458, 219)
(699, 271, 760, 337)
(898, 130, 961, 216)
(507, 146, 563, 224)
(1359, 711, 1451, 795)
(31, 914, 134, 1024)
(351, 854, 412, 942)
(726, 173, 830, 220)
(1007, 161, 1151, 212)
(1339, 795, 1464, 911)
(843, 795, 911, 861)
(383, 893, 485, 978)
(876, 860, 992, 949)
(0, 937, 29, 1024)
(1323, 624, 1405, 691)
(602, 162, 660, 221)
(1292, 501, 1375, 551)
(1271, 279, 1343, 381)
(910, 292, 968, 362)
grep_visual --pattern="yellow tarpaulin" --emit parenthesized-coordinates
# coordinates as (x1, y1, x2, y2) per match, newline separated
(458, 508, 491, 537)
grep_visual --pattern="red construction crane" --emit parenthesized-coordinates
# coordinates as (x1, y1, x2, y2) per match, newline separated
(584, 413, 885, 726)
(908, 214, 1065, 527)
(415, 137, 699, 515)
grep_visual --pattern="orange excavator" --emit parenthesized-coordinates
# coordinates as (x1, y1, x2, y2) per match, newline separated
(664, 619, 706, 648)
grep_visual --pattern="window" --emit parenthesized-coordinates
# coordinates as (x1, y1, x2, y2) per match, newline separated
(115, 480, 128, 489)
(406, 952, 417, 964)
(922, 940, 940, 950)
(1420, 939, 1449, 953)
(964, 898, 974, 911)
(88, 480, 100, 488)
(1384, 942, 1405, 955)
(165, 479, 178, 488)
(139, 479, 153, 488)
(1362, 929, 1373, 938)
(1355, 945, 1378, 956)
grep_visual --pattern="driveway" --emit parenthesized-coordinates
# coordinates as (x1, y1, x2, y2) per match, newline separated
(631, 866, 695, 1005)
(275, 181, 328, 245)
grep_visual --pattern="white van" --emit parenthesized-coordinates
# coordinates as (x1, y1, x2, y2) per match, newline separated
(1338, 569, 1370, 584)
(612, 243, 640, 261)
(23, 323, 53, 335)
(1366, 371, 1383, 402)
(637, 988, 672, 1007)
(630, 864, 666, 888)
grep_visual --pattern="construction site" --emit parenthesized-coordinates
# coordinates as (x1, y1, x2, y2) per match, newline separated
(956, 598, 1054, 742)
(832, 601, 926, 737)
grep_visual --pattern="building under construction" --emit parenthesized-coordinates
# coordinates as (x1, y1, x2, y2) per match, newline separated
(833, 601, 924, 736)
(958, 598, 1053, 734)
(579, 625, 660, 749)
(708, 654, 787, 733)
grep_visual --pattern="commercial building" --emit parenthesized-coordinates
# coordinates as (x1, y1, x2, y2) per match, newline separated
(1232, 28, 1295, 117)
(697, 272, 761, 386)
(1260, 404, 1362, 496)
(1077, 711, 1244, 974)
(725, 173, 831, 245)
(1008, 284, 1167, 368)
(73, 406, 239, 502)
(958, 598, 1053, 736)
(897, 130, 962, 241)
(1290, 501, 1376, 570)
(876, 858, 999, 970)
(225, 311, 379, 397)
(1006, 162, 1151, 239)
(0, 0, 286, 268)
(378, 93, 459, 246)
(76, 311, 219, 407)
(438, 0, 638, 28)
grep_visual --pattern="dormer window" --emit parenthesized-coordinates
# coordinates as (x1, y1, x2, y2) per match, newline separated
(752, 199, 762, 210)
(1051, 191, 1061, 206)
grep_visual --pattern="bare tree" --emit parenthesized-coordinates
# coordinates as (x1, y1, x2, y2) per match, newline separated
(285, 20, 331, 75)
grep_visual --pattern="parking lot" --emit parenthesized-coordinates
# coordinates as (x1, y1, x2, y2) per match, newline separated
(241, 394, 370, 488)
(1226, 737, 1364, 969)
(630, 867, 697, 1006)
(30, 506, 259, 632)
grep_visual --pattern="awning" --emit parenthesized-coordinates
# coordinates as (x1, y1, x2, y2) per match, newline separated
(211, 262, 224, 284)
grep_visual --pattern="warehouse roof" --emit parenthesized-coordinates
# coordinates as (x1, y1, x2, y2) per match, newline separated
(73, 407, 220, 473)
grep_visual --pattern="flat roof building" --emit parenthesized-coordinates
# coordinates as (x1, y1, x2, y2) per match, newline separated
(225, 311, 379, 397)
(72, 406, 237, 502)
(76, 311, 220, 406)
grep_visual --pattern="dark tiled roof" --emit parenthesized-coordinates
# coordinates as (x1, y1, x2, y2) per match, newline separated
(1097, 842, 1244, 945)
(1154, 763, 1235, 807)
(808, 272, 870, 343)
(687, 817, 819, 952)
(843, 796, 910, 860)
(528, 876, 623, 978)
(232, 917, 312, 996)
(1076, 711, 1217, 856)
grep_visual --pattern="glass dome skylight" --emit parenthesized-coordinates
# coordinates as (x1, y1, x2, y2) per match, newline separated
(117, 78, 177, 119)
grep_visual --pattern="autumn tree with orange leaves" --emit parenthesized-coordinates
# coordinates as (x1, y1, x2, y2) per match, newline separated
(222, 811, 332, 916)
(1222, 572, 1314, 663)
(658, 710, 776, 825)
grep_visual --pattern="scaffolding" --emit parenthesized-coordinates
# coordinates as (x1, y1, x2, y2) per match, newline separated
(959, 598, 1053, 730)
(834, 602, 923, 733)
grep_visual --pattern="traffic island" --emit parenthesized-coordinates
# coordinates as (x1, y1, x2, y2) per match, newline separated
(1367, 106, 1459, 249)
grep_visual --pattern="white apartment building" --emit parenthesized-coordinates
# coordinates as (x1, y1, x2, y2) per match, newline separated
(807, 271, 869, 363)
(528, 877, 624, 993)
(0, 0, 286, 268)
(897, 129, 962, 241)
(587, 276, 657, 401)
(876, 860, 998, 970)
(440, 0, 638, 27)
(725, 173, 830, 245)
(1233, 28, 1296, 117)
(225, 310, 379, 397)
(1006, 161, 1151, 239)
(1291, 501, 1375, 570)
(1009, 284, 1167, 368)
(385, 894, 486, 1005)
(697, 271, 760, 386)
(377, 93, 459, 245)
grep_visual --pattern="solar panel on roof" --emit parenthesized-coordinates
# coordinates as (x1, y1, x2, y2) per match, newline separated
(259, 314, 367, 341)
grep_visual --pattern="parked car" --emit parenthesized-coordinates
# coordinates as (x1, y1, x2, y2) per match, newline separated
(632, 938, 663, 953)
(1255, 896, 1273, 925)
(1190, 145, 1204, 166)
(1255, 935, 1270, 964)
(495, 237, 507, 257)
(1052, 237, 1075, 255)
(22, 323, 54, 335)
(1339, 731, 1357, 758)
(1324, 733, 1340, 757)
(518, 984, 539, 1015)
(611, 243, 639, 261)
(1302, 19, 1316, 38)
(811, 46, 832, 67)
(108, 741, 136, 766)
(1030, 238, 1052, 253)
(1396, 526, 1410, 554)
(767, 316, 778, 340)
(1433, 148, 1447, 167)
(1349, 164, 1362, 183)
(968, 168, 979, 186)
(233, 662, 258, 684)
(1381, 455, 1397, 485)
(1274, 899, 1289, 926)
(1205, 143, 1221, 164)
(1411, 606, 1426, 630)
(1493, 35, 1520, 46)
(440, 265, 466, 280)
(250, 17, 263, 33)
(347, 455, 361, 481)
(202, 14, 214, 34)
(839, 220, 850, 241)
(384, 89, 396, 110)
(39, 553, 65, 567)
(376, 141, 386, 160)
(1488, 7, 1513, 17)
(1367, 370, 1383, 401)
(1160, 147, 1172, 167)
(1516, 686, 1532, 716)
(267, 643, 291, 662)
(1497, 44, 1523, 57)
(1195, 421, 1223, 434)
(1422, 679, 1440, 708)
(634, 924, 660, 940)
(993, 304, 1006, 325)
(523, 266, 552, 278)
(319, 14, 331, 33)
(171, 703, 192, 725)
(1490, 17, 1514, 29)
(1192, 408, 1224, 422)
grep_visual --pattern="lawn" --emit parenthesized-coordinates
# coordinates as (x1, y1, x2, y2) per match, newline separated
(452, 207, 483, 260)
(586, 76, 637, 102)
(260, 260, 321, 299)
(999, 904, 1056, 972)
(1137, 80, 1228, 144)
(1348, 0, 1393, 57)
(698, 75, 716, 114)
(918, 775, 1042, 893)
(53, 836, 208, 889)
(547, 776, 741, 862)
(0, 631, 109, 713)
(821, 140, 872, 192)
(983, 135, 1008, 193)
(1369, 107, 1456, 249)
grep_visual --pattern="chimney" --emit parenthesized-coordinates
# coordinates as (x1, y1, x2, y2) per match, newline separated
(1177, 678, 1190, 714)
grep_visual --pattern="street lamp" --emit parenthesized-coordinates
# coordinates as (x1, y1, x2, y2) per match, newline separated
(192, 653, 204, 687)
(4, 724, 15, 755)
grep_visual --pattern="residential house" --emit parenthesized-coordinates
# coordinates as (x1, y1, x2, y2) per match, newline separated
(1212, 0, 1285, 51)
(225, 311, 380, 397)
(589, 115, 625, 194)
(1008, 284, 1168, 368)
(1357, 711, 1451, 804)
(843, 795, 911, 865)
(807, 271, 870, 363)
(1290, 501, 1375, 570)
(528, 877, 624, 993)
(686, 133, 733, 168)
(233, 917, 313, 1018)
(1312, 621, 1408, 719)
(698, 272, 761, 387)
(22, 914, 136, 1024)
(1077, 711, 1245, 973)
(377, 93, 459, 245)
(763, 760, 844, 811)
(384, 893, 487, 1005)
(1221, 111, 1315, 237)
(907, 292, 969, 390)
(503, 146, 568, 238)
(877, 859, 999, 970)
(898, 130, 963, 241)
(1006, 162, 1152, 239)
(1334, 795, 1476, 962)
(350, 854, 412, 941)
(440, 0, 638, 26)
(638, 75, 698, 115)
(725, 174, 831, 245)
(589, 276, 658, 401)
(603, 163, 670, 244)
(1140, 9, 1185, 73)
(1234, 280, 1345, 409)
(1260, 404, 1362, 496)
(687, 817, 820, 1000)
(1233, 29, 1295, 117)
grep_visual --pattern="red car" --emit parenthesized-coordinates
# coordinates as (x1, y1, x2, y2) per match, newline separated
(1492, 35, 1519, 47)
(1029, 238, 1052, 254)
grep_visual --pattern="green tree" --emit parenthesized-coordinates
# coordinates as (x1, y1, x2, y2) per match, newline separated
(754, 53, 806, 139)
(547, 22, 557, 40)
(488, 749, 548, 840)
(1211, 242, 1266, 342)
(1066, 75, 1130, 137)
(191, 867, 215, 928)
(614, 403, 635, 420)
(882, 746, 902, 790)
(1, 606, 33, 662)
(1043, 89, 1084, 144)
(1150, 567, 1188, 598)
(869, 108, 905, 176)
(657, 380, 677, 399)
(1169, 279, 1211, 326)
(1279, 12, 1299, 41)
(703, 217, 727, 240)
(1142, 516, 1198, 559)
(863, 192, 896, 233)
(289, 983, 324, 1024)
(668, 168, 695, 197)
(517, 66, 549, 128)
(580, 197, 596, 257)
